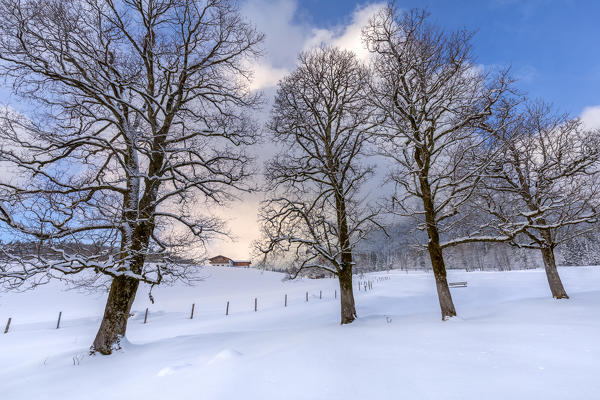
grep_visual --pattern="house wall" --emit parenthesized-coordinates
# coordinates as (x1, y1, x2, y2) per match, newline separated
(209, 256, 251, 267)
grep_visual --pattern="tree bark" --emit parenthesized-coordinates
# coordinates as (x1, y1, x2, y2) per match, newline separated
(333, 185, 357, 325)
(338, 267, 357, 324)
(427, 238, 457, 319)
(540, 246, 569, 299)
(91, 275, 140, 355)
(419, 170, 457, 320)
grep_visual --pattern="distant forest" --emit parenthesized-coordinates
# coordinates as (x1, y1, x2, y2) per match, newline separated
(0, 241, 195, 265)
(261, 222, 600, 277)
(352, 223, 600, 273)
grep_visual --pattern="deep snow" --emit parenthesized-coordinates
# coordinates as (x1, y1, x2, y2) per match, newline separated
(1, 266, 599, 399)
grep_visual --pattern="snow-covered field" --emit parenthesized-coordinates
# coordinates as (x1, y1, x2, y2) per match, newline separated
(1, 266, 599, 400)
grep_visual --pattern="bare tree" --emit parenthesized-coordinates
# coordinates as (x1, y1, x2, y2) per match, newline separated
(256, 47, 380, 324)
(363, 7, 513, 319)
(479, 100, 600, 298)
(0, 0, 262, 354)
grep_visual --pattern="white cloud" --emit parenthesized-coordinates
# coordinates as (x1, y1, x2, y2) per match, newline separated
(242, 0, 385, 90)
(249, 63, 288, 91)
(321, 3, 383, 60)
(580, 105, 600, 130)
(242, 0, 309, 67)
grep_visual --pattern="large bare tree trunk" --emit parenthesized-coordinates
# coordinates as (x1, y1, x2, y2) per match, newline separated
(338, 267, 357, 324)
(428, 239, 457, 319)
(421, 175, 457, 320)
(540, 247, 569, 299)
(92, 276, 140, 354)
(336, 191, 358, 325)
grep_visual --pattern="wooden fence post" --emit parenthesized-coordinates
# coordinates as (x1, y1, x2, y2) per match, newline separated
(284, 294, 287, 307)
(305, 291, 308, 302)
(335, 290, 337, 299)
(4, 317, 11, 334)
(56, 311, 62, 329)
(144, 308, 148, 324)
(319, 290, 322, 299)
(226, 301, 230, 316)
(190, 303, 195, 319)
(254, 297, 257, 312)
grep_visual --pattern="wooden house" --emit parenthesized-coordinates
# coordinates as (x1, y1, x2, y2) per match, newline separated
(208, 255, 252, 268)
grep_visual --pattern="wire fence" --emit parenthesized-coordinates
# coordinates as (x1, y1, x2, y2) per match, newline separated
(3, 277, 393, 334)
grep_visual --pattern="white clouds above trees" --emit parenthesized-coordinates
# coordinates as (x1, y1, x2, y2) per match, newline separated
(242, 0, 385, 90)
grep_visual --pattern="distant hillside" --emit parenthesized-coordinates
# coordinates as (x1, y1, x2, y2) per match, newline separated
(0, 241, 196, 265)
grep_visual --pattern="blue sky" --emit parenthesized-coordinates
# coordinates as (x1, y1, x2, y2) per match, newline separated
(3, 1, 598, 118)
(281, 0, 600, 117)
